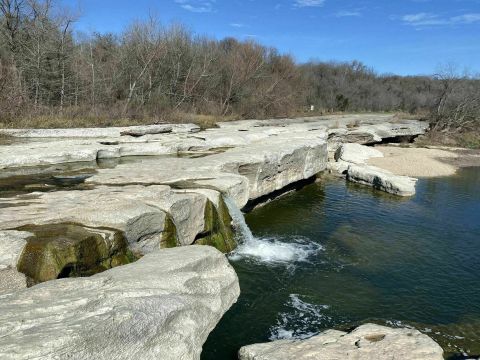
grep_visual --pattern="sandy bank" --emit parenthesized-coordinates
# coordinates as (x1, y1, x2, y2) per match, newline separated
(367, 146, 480, 177)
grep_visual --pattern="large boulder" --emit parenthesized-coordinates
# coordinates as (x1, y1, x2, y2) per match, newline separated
(0, 185, 224, 252)
(0, 185, 237, 286)
(0, 231, 30, 295)
(334, 143, 384, 164)
(15, 224, 133, 285)
(328, 120, 429, 153)
(0, 246, 240, 360)
(0, 123, 199, 138)
(238, 324, 443, 360)
(347, 164, 417, 196)
(329, 143, 418, 196)
(87, 131, 328, 208)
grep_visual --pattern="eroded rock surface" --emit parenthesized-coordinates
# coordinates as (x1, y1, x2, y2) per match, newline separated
(330, 143, 418, 196)
(0, 246, 240, 360)
(0, 115, 428, 288)
(0, 123, 199, 138)
(0, 231, 30, 294)
(16, 224, 133, 284)
(238, 324, 443, 360)
(328, 120, 429, 154)
(347, 164, 417, 196)
(0, 116, 432, 358)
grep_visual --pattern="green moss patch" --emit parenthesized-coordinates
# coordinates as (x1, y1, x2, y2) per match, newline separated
(195, 197, 237, 253)
(17, 223, 135, 285)
(160, 215, 179, 248)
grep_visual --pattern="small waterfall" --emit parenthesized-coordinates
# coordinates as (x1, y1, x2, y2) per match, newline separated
(223, 195, 323, 265)
(223, 196, 255, 244)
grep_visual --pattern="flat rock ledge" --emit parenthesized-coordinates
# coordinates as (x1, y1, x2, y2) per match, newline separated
(0, 115, 427, 290)
(347, 164, 417, 196)
(0, 246, 240, 360)
(330, 143, 418, 196)
(238, 324, 444, 360)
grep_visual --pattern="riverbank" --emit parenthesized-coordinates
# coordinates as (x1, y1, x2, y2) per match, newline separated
(367, 145, 480, 177)
(203, 167, 480, 359)
(0, 114, 448, 359)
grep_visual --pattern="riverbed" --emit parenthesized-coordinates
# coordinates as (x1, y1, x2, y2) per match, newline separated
(202, 167, 480, 359)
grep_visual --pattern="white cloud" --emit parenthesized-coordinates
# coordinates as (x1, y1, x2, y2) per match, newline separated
(401, 12, 480, 27)
(401, 13, 445, 26)
(230, 23, 246, 28)
(294, 0, 326, 8)
(451, 13, 480, 24)
(174, 0, 216, 13)
(335, 11, 361, 17)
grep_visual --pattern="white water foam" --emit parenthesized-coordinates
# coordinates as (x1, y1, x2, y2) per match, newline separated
(230, 236, 322, 264)
(269, 294, 331, 340)
(224, 197, 322, 265)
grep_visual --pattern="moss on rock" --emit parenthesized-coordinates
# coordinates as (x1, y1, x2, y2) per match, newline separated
(195, 197, 236, 253)
(16, 223, 135, 285)
(160, 215, 178, 249)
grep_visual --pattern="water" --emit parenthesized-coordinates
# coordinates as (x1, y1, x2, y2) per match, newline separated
(225, 196, 322, 265)
(202, 167, 480, 359)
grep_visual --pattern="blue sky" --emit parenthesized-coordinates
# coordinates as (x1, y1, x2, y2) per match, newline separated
(62, 0, 480, 75)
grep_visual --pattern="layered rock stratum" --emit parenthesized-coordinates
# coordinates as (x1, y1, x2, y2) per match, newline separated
(0, 114, 433, 359)
(0, 246, 239, 360)
(238, 323, 444, 360)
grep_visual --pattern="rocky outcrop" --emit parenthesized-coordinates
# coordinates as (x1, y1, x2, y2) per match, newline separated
(120, 124, 173, 137)
(330, 143, 418, 196)
(347, 164, 417, 196)
(0, 115, 427, 285)
(335, 143, 384, 164)
(0, 123, 199, 138)
(238, 324, 444, 360)
(16, 224, 134, 284)
(0, 186, 225, 249)
(86, 130, 328, 208)
(328, 120, 429, 154)
(0, 246, 240, 360)
(0, 185, 235, 289)
(0, 231, 29, 295)
(0, 116, 432, 359)
(0, 115, 427, 170)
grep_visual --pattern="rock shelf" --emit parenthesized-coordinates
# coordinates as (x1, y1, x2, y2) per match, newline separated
(0, 114, 431, 359)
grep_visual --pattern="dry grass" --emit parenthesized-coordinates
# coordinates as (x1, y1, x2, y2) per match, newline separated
(416, 129, 480, 149)
(0, 110, 241, 130)
(0, 109, 432, 132)
(346, 119, 361, 128)
(392, 111, 428, 121)
(172, 112, 239, 129)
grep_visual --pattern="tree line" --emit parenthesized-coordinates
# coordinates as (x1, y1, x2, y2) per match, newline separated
(1, 0, 479, 133)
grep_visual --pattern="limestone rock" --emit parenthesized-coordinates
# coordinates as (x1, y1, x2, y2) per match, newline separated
(0, 246, 240, 360)
(0, 230, 29, 270)
(0, 231, 30, 294)
(347, 164, 417, 196)
(120, 125, 173, 137)
(334, 143, 384, 164)
(238, 323, 443, 360)
(0, 185, 236, 256)
(0, 116, 425, 170)
(0, 123, 199, 138)
(86, 130, 328, 208)
(328, 120, 428, 153)
(16, 224, 133, 284)
(0, 268, 27, 295)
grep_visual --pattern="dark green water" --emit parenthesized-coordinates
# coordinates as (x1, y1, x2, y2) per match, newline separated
(202, 167, 480, 360)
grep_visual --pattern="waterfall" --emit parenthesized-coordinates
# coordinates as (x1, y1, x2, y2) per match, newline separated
(223, 195, 323, 265)
(223, 196, 255, 244)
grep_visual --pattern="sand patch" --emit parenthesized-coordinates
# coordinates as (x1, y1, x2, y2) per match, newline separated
(367, 146, 458, 178)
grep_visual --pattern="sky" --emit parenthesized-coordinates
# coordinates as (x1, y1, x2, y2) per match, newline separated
(61, 0, 480, 76)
